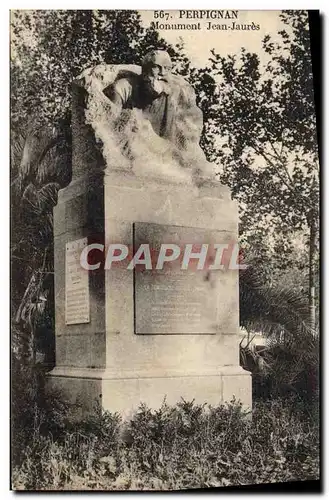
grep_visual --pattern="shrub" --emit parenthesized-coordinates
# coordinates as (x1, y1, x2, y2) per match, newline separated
(12, 396, 319, 491)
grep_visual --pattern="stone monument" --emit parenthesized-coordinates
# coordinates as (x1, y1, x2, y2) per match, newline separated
(48, 50, 251, 417)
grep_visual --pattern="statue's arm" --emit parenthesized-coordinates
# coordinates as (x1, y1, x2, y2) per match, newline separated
(103, 85, 123, 110)
(172, 84, 204, 152)
(184, 86, 204, 141)
(103, 78, 132, 111)
(170, 82, 210, 172)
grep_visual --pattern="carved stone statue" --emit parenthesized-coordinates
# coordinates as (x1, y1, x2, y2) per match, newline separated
(74, 50, 214, 184)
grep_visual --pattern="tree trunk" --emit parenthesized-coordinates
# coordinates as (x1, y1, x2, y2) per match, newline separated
(309, 216, 317, 334)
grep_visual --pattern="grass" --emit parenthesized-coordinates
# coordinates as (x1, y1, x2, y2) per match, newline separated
(11, 395, 319, 491)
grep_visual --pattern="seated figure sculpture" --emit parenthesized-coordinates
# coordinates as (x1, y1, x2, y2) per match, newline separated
(76, 49, 214, 184)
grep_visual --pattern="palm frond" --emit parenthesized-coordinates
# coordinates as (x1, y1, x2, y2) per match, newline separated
(11, 130, 27, 174)
(12, 119, 71, 194)
(240, 265, 313, 341)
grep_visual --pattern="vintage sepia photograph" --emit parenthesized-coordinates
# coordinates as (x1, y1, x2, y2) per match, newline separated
(10, 9, 320, 491)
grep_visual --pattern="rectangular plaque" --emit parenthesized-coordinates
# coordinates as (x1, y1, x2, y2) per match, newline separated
(134, 223, 227, 335)
(65, 237, 90, 325)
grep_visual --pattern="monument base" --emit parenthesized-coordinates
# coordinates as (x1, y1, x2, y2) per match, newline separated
(50, 169, 252, 419)
(47, 365, 251, 419)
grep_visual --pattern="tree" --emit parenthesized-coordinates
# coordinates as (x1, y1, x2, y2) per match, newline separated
(191, 10, 319, 330)
(11, 10, 143, 127)
(11, 122, 70, 363)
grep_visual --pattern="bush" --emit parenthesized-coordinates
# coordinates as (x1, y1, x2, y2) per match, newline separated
(12, 396, 319, 491)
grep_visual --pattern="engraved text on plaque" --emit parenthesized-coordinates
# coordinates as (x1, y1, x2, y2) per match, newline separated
(65, 237, 90, 325)
(134, 223, 224, 334)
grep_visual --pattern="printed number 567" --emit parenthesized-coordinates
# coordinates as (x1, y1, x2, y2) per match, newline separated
(153, 11, 170, 20)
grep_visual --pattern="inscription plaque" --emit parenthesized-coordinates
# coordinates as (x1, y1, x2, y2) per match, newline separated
(134, 223, 227, 335)
(65, 237, 90, 325)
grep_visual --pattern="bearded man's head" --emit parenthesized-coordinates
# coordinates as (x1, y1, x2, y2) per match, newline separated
(141, 50, 173, 97)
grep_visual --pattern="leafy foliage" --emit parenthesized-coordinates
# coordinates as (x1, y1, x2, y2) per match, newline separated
(239, 259, 318, 402)
(187, 11, 320, 311)
(203, 11, 318, 235)
(12, 397, 319, 490)
(240, 262, 312, 340)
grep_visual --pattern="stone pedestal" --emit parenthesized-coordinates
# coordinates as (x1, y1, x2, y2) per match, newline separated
(48, 169, 251, 417)
(47, 74, 251, 418)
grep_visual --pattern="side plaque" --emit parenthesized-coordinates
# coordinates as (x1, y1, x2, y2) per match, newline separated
(65, 237, 90, 325)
